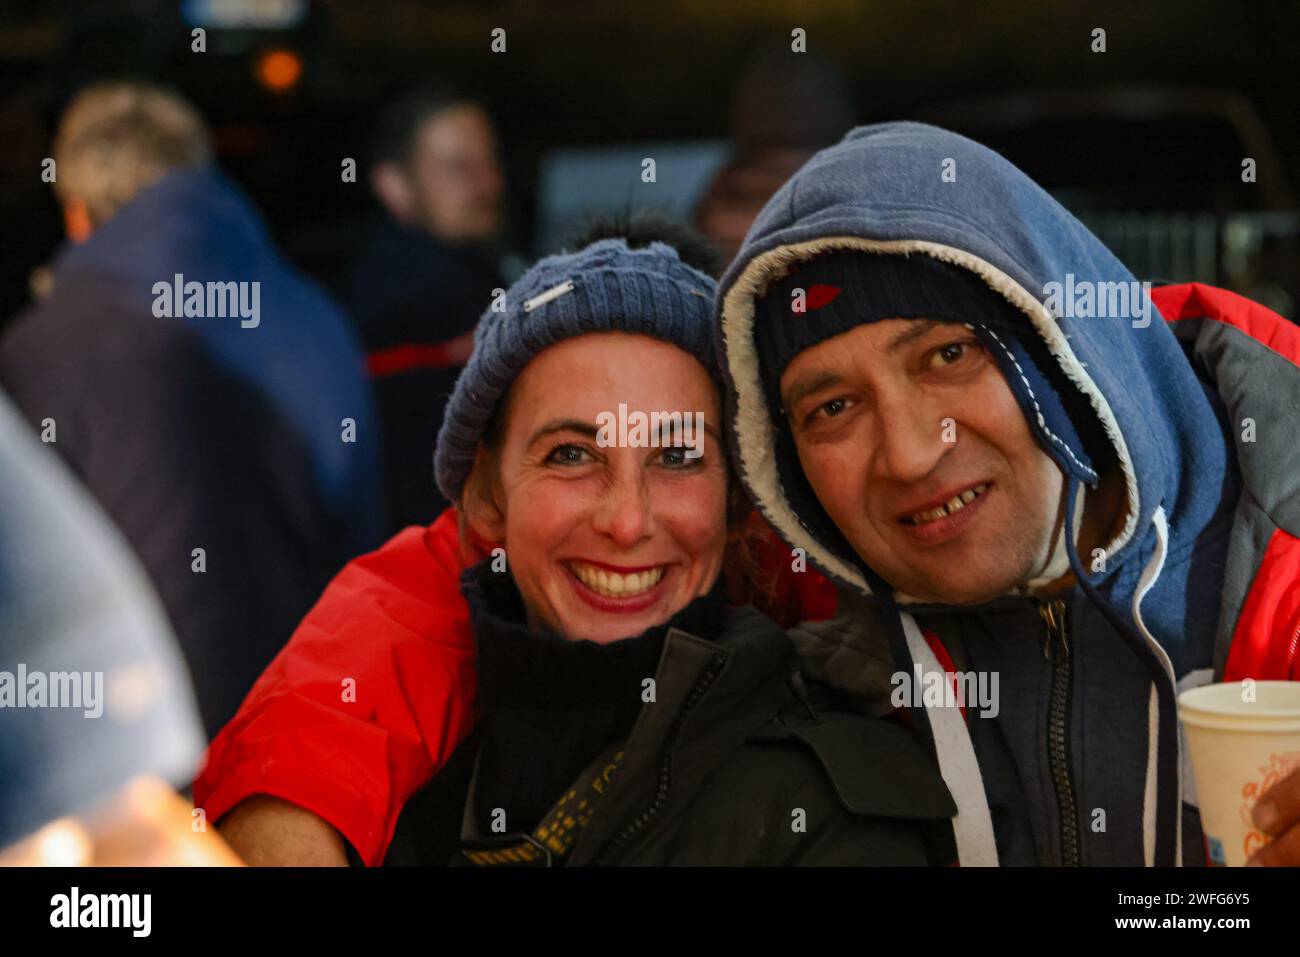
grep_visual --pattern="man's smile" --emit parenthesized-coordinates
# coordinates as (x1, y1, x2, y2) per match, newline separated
(895, 481, 994, 545)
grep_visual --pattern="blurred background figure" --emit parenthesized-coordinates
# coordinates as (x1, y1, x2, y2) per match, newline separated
(0, 81, 380, 737)
(693, 44, 854, 264)
(0, 388, 226, 863)
(349, 86, 508, 533)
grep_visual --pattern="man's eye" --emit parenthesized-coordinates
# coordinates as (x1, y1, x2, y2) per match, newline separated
(799, 397, 851, 430)
(928, 341, 982, 370)
(546, 443, 592, 466)
(934, 343, 965, 366)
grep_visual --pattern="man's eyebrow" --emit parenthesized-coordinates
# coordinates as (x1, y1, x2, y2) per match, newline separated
(884, 318, 943, 353)
(782, 373, 844, 414)
(528, 418, 599, 445)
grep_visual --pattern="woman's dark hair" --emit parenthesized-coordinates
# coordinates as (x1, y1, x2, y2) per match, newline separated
(565, 211, 724, 279)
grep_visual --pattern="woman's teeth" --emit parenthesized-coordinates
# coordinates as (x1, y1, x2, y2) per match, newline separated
(907, 483, 990, 525)
(570, 562, 666, 598)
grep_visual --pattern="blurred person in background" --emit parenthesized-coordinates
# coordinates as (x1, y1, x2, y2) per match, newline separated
(348, 86, 508, 534)
(693, 44, 854, 264)
(0, 388, 234, 865)
(0, 81, 379, 737)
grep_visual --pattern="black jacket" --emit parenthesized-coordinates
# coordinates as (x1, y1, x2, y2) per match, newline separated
(383, 564, 957, 866)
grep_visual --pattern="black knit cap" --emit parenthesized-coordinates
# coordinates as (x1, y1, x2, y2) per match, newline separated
(755, 250, 1026, 421)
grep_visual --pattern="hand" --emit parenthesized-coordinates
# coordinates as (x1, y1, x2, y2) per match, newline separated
(1247, 765, 1300, 866)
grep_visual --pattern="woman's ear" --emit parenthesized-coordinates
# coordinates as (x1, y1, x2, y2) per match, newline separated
(462, 444, 507, 545)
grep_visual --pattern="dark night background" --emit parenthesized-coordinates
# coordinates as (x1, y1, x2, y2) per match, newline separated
(2, 0, 1298, 326)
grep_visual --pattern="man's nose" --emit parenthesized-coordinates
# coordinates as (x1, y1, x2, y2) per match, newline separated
(874, 400, 952, 485)
(592, 472, 656, 548)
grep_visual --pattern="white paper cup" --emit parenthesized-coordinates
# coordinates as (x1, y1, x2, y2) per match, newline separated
(1178, 681, 1300, 866)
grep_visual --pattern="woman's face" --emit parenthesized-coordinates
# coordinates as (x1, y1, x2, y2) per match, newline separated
(475, 333, 730, 644)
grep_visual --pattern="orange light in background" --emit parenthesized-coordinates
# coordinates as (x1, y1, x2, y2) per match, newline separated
(254, 48, 303, 94)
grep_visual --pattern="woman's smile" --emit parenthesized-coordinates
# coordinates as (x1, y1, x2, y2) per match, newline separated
(565, 559, 673, 613)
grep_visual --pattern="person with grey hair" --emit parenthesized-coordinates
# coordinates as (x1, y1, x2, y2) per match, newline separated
(0, 80, 381, 737)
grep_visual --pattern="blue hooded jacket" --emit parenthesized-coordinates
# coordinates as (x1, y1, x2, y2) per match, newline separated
(0, 167, 383, 735)
(715, 122, 1295, 866)
(50, 167, 382, 553)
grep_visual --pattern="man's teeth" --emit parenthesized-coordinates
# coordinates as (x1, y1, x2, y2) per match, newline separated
(909, 483, 989, 525)
(570, 562, 666, 598)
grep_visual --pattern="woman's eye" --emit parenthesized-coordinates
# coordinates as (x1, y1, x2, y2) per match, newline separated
(546, 443, 592, 466)
(658, 446, 696, 468)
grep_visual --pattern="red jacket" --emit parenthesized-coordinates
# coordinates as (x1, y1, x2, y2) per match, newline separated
(192, 508, 838, 865)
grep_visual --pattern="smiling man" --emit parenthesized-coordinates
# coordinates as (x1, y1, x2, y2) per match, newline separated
(716, 121, 1300, 866)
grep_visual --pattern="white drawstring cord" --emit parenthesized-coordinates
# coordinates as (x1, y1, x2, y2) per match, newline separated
(901, 612, 1000, 866)
(1131, 506, 1180, 866)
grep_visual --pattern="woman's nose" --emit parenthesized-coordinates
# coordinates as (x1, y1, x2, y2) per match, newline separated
(591, 474, 656, 547)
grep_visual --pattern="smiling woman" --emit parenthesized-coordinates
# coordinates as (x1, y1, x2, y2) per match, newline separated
(207, 218, 960, 868)
(458, 332, 729, 644)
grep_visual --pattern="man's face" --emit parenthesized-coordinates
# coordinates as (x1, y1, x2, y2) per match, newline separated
(403, 104, 504, 242)
(780, 318, 1065, 605)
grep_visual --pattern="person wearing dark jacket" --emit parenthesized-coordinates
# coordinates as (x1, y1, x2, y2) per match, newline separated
(715, 121, 1300, 866)
(0, 81, 379, 736)
(349, 88, 507, 533)
(214, 222, 956, 866)
(382, 558, 954, 866)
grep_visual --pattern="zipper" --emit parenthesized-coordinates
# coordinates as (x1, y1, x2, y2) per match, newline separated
(589, 650, 728, 864)
(1039, 597, 1081, 867)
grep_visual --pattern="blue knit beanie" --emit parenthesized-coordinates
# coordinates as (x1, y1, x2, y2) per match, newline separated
(434, 238, 718, 504)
